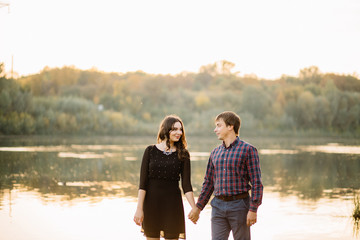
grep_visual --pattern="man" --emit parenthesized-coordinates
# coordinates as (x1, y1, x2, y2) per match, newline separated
(189, 111, 263, 240)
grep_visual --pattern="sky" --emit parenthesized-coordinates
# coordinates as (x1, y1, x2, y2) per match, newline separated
(0, 0, 359, 79)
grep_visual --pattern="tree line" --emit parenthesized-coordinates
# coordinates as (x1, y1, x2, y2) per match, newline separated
(0, 61, 359, 136)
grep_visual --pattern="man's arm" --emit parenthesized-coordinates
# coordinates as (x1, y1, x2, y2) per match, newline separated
(247, 146, 264, 212)
(195, 155, 215, 210)
(188, 155, 215, 223)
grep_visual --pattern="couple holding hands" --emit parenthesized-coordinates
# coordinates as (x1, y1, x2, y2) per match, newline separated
(133, 111, 263, 240)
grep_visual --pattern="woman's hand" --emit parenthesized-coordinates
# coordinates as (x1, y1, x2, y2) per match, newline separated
(133, 208, 144, 226)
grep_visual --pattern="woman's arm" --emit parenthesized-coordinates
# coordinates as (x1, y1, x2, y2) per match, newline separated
(180, 152, 200, 223)
(134, 146, 151, 226)
(134, 189, 146, 226)
(185, 191, 196, 209)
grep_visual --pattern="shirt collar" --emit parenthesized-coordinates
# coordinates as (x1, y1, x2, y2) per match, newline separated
(222, 136, 240, 149)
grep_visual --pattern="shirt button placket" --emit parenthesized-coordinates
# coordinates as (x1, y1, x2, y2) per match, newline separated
(224, 149, 228, 195)
(223, 150, 226, 194)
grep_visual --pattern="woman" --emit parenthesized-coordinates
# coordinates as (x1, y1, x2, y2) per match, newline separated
(133, 115, 197, 240)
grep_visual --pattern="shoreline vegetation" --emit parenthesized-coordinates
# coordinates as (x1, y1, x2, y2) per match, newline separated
(1, 129, 359, 138)
(1, 61, 359, 137)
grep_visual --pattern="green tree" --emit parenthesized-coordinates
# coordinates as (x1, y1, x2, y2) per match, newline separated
(313, 96, 332, 128)
(241, 86, 271, 119)
(299, 66, 321, 84)
(195, 92, 211, 110)
(296, 91, 316, 128)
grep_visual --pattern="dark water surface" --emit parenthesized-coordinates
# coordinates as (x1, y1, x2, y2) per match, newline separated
(0, 135, 359, 240)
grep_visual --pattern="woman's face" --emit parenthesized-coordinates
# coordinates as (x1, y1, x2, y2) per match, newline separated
(169, 121, 183, 143)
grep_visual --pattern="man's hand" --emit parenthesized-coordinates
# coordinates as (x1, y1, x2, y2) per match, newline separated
(246, 211, 257, 227)
(188, 207, 201, 224)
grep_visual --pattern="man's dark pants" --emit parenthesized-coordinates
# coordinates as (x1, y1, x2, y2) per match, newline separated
(210, 196, 251, 240)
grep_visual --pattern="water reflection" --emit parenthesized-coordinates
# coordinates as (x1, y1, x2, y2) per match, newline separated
(298, 144, 360, 154)
(1, 139, 360, 200)
(0, 136, 360, 239)
(0, 145, 144, 200)
(0, 188, 358, 240)
(261, 151, 360, 200)
(259, 143, 360, 155)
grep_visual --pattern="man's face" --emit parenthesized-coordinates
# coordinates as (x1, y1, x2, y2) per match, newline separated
(214, 119, 232, 140)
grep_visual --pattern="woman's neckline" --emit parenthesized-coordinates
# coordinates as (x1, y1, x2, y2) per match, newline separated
(155, 144, 176, 154)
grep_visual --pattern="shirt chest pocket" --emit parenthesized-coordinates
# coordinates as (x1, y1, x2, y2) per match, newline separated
(212, 150, 244, 174)
(228, 152, 246, 175)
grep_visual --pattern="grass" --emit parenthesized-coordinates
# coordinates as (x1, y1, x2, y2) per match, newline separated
(354, 194, 360, 219)
(353, 194, 360, 237)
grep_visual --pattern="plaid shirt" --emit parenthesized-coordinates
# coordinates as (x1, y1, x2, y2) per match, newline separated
(196, 136, 263, 212)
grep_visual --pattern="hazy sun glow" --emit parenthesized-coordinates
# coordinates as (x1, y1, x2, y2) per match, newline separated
(1, 0, 360, 79)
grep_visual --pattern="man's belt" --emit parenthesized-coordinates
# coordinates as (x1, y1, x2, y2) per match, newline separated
(216, 192, 249, 201)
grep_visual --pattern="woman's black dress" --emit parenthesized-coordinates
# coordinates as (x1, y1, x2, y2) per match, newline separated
(139, 145, 193, 239)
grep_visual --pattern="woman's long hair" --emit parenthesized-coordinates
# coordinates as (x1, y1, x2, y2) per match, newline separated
(157, 115, 189, 161)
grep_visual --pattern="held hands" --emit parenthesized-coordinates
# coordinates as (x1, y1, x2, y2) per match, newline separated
(188, 207, 201, 224)
(246, 211, 257, 227)
(133, 208, 144, 226)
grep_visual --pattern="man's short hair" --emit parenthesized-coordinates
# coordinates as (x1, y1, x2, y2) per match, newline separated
(215, 111, 241, 135)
